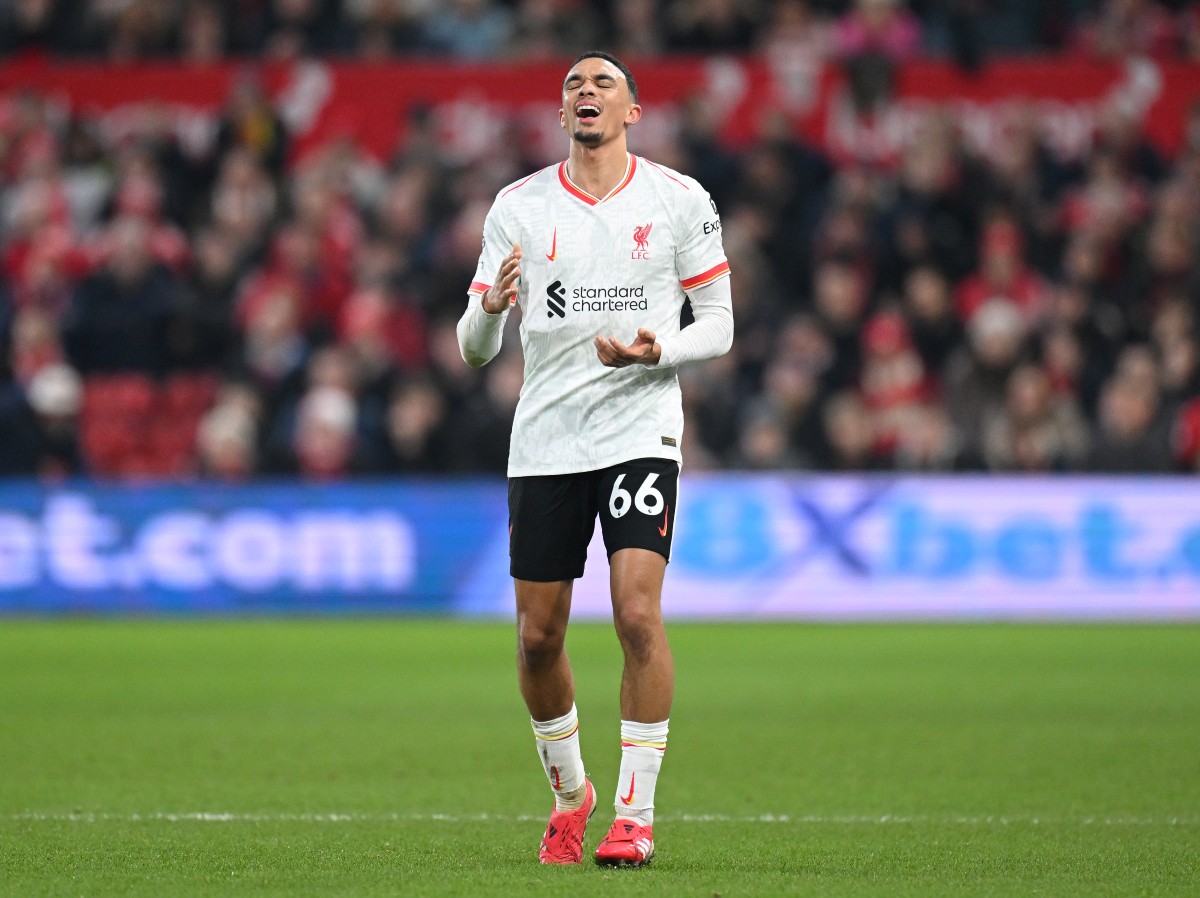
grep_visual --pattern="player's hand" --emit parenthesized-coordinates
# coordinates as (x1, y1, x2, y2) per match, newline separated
(482, 244, 522, 314)
(594, 328, 662, 368)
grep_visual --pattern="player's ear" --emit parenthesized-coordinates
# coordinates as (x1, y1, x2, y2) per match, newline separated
(625, 104, 642, 127)
(560, 107, 566, 130)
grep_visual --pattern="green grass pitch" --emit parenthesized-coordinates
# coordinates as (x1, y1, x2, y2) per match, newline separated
(2, 619, 1198, 897)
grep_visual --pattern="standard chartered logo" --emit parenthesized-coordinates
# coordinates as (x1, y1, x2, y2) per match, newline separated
(0, 495, 416, 592)
(546, 279, 566, 318)
(544, 281, 650, 318)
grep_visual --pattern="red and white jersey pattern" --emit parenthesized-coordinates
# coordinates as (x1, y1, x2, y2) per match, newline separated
(468, 154, 730, 477)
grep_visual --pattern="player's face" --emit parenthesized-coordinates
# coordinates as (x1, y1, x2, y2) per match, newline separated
(560, 58, 641, 148)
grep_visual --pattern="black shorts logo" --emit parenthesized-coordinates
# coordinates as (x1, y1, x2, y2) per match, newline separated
(547, 280, 566, 318)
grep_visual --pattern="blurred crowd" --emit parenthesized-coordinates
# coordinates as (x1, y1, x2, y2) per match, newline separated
(2, 0, 1200, 480)
(4, 0, 1200, 64)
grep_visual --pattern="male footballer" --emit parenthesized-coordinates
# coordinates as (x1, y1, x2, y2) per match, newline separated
(457, 50, 733, 867)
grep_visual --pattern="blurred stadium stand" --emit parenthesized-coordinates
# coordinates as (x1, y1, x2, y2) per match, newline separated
(2, 0, 1200, 481)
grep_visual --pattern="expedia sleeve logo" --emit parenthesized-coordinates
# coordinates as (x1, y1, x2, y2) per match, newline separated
(546, 279, 567, 318)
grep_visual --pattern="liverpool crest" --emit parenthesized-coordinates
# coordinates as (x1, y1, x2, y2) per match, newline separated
(632, 222, 652, 259)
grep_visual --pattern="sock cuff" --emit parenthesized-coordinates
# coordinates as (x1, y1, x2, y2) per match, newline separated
(620, 718, 668, 749)
(532, 703, 579, 741)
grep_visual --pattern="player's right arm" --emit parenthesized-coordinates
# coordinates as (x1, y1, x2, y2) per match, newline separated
(481, 244, 522, 314)
(457, 202, 521, 368)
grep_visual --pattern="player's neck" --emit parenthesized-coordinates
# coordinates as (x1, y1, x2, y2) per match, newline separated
(565, 143, 631, 202)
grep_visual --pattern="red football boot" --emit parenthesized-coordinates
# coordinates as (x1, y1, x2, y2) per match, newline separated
(594, 817, 654, 867)
(537, 778, 596, 864)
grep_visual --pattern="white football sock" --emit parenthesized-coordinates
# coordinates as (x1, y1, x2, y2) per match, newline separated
(613, 718, 668, 826)
(531, 703, 587, 811)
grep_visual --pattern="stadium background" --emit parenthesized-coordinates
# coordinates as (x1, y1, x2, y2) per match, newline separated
(1, 0, 1200, 616)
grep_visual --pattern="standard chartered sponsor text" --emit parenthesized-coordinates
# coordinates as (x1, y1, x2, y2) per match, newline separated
(572, 284, 648, 312)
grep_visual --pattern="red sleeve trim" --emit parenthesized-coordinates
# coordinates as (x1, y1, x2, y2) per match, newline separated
(679, 260, 731, 291)
(468, 281, 491, 295)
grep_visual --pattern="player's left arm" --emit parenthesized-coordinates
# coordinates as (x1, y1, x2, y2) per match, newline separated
(596, 181, 732, 369)
(650, 274, 733, 368)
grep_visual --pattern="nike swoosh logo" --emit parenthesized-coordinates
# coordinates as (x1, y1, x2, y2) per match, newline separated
(620, 773, 636, 806)
(658, 506, 669, 537)
(546, 228, 557, 261)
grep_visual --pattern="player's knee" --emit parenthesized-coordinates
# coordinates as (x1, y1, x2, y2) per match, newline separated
(613, 602, 662, 661)
(517, 620, 566, 672)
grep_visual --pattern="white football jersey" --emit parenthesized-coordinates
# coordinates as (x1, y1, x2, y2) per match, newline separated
(467, 154, 730, 477)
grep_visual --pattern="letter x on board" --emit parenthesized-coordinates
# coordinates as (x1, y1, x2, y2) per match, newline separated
(778, 480, 897, 576)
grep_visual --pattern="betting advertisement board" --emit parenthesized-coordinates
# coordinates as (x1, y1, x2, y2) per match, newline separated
(1, 477, 1197, 618)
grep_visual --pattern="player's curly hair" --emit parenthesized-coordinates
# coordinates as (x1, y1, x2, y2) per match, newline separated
(570, 51, 638, 103)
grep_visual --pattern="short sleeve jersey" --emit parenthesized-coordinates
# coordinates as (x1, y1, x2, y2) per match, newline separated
(469, 155, 729, 477)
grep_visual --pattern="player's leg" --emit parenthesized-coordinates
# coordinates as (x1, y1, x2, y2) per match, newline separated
(594, 458, 678, 867)
(609, 548, 673, 723)
(509, 473, 597, 863)
(515, 578, 576, 721)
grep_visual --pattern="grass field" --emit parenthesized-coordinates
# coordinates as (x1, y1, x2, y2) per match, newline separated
(2, 620, 1198, 897)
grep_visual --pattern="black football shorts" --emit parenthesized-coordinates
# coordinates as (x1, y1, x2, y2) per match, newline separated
(508, 457, 680, 582)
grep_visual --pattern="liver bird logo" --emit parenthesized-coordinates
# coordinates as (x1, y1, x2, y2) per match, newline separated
(633, 222, 653, 252)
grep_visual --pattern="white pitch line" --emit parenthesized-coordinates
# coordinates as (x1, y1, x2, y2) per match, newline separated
(7, 812, 1198, 826)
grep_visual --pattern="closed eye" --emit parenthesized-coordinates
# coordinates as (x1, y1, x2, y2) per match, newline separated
(564, 74, 618, 91)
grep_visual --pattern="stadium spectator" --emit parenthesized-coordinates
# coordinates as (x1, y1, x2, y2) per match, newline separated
(980, 361, 1090, 471)
(510, 0, 601, 60)
(820, 390, 885, 469)
(7, 307, 64, 386)
(942, 298, 1029, 460)
(679, 351, 742, 468)
(739, 353, 824, 468)
(260, 0, 344, 59)
(63, 216, 175, 376)
(381, 374, 451, 472)
(811, 257, 870, 391)
(833, 0, 922, 61)
(1174, 396, 1200, 470)
(213, 74, 290, 176)
(168, 226, 244, 371)
(423, 0, 513, 58)
(891, 402, 972, 471)
(1153, 301, 1200, 411)
(954, 217, 1049, 325)
(859, 308, 932, 456)
(667, 0, 762, 53)
(1085, 365, 1174, 471)
(0, 0, 76, 59)
(758, 0, 834, 69)
(900, 263, 963, 380)
(281, 384, 370, 478)
(732, 402, 808, 469)
(195, 399, 258, 480)
(608, 0, 667, 58)
(100, 0, 180, 61)
(177, 0, 230, 64)
(1070, 0, 1180, 60)
(0, 361, 84, 477)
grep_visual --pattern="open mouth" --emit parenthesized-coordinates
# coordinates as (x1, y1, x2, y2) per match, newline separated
(575, 103, 601, 122)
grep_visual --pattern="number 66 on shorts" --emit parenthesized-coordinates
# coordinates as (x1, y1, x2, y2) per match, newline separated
(508, 457, 680, 582)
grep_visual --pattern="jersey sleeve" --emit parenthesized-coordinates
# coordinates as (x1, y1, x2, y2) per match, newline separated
(675, 184, 730, 293)
(469, 199, 516, 296)
(458, 197, 515, 368)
